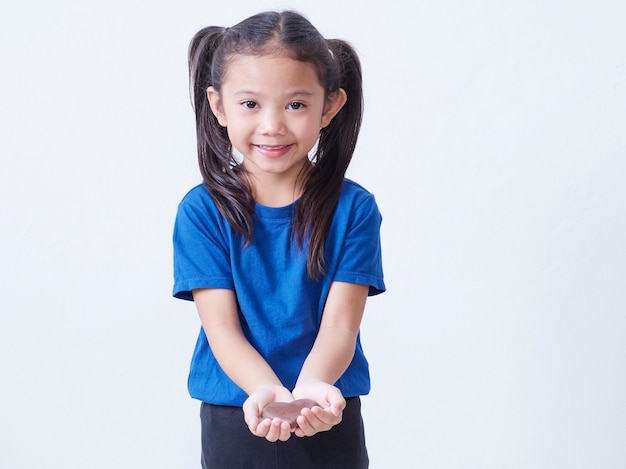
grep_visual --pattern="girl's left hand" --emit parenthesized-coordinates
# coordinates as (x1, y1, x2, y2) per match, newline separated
(291, 381, 346, 437)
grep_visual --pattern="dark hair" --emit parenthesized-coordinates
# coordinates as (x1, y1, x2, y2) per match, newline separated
(188, 10, 363, 278)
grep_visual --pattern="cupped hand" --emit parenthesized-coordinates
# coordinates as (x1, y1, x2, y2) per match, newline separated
(291, 380, 346, 437)
(243, 386, 295, 442)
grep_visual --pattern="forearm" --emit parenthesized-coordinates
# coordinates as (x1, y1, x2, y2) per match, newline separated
(193, 288, 283, 395)
(296, 326, 358, 387)
(204, 323, 283, 394)
(296, 281, 368, 387)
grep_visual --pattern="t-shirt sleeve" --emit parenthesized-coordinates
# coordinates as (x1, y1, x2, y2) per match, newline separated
(172, 188, 234, 301)
(333, 193, 386, 296)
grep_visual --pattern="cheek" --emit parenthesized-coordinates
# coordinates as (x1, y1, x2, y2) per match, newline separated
(305, 124, 322, 144)
(298, 116, 322, 138)
(225, 122, 248, 141)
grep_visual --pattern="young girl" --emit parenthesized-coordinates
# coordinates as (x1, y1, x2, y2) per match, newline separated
(173, 10, 385, 468)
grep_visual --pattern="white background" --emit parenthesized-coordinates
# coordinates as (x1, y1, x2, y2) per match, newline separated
(1, 0, 625, 467)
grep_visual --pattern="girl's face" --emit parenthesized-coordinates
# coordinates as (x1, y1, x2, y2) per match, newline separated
(207, 52, 346, 193)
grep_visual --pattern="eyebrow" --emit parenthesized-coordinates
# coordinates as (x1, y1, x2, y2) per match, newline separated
(233, 90, 315, 98)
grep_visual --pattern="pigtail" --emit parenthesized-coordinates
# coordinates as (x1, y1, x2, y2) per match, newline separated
(295, 39, 364, 279)
(188, 27, 255, 241)
(324, 39, 364, 169)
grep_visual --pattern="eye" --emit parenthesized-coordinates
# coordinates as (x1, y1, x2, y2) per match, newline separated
(287, 102, 305, 110)
(241, 100, 258, 109)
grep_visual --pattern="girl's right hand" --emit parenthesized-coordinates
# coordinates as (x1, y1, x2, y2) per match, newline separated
(243, 386, 295, 442)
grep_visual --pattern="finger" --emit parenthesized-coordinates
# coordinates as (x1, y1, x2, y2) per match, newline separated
(246, 414, 259, 433)
(312, 406, 343, 427)
(277, 420, 292, 442)
(295, 412, 318, 437)
(270, 419, 292, 442)
(326, 387, 347, 413)
(265, 418, 290, 442)
(242, 398, 261, 427)
(263, 419, 280, 442)
(243, 405, 259, 429)
(250, 418, 272, 438)
(296, 407, 333, 437)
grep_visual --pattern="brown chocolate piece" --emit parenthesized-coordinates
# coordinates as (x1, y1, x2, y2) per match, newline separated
(261, 399, 319, 429)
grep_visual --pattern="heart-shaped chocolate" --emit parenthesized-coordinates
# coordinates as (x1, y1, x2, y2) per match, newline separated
(261, 399, 319, 430)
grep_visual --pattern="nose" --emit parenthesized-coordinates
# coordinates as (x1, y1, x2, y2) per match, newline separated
(259, 108, 286, 136)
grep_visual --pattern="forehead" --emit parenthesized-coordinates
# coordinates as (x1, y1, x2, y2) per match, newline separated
(221, 53, 324, 92)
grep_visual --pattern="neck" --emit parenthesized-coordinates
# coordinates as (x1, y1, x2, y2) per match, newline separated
(245, 161, 311, 208)
(252, 178, 303, 207)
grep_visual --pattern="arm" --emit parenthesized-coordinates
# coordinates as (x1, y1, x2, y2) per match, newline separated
(292, 281, 369, 437)
(192, 288, 294, 441)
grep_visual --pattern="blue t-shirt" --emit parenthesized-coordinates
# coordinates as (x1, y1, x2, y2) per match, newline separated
(173, 179, 385, 406)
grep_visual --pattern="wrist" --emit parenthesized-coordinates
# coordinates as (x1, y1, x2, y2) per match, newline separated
(295, 374, 332, 389)
(252, 381, 286, 394)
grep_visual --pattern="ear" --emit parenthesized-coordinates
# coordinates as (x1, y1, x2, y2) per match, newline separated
(206, 86, 227, 127)
(320, 88, 347, 128)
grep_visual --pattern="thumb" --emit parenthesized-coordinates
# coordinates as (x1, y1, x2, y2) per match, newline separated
(326, 386, 346, 415)
(242, 396, 263, 429)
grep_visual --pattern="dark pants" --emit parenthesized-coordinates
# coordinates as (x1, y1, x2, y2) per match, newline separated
(200, 397, 369, 468)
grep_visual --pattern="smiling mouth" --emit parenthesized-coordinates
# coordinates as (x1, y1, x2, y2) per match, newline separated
(254, 144, 294, 158)
(256, 144, 291, 150)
